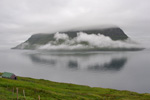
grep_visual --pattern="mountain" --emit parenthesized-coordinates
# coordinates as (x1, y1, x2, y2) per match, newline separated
(13, 27, 129, 50)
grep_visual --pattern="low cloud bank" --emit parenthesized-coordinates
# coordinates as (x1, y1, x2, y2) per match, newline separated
(38, 32, 142, 50)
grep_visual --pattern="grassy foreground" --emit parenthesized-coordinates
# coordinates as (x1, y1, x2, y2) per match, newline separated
(0, 73, 150, 100)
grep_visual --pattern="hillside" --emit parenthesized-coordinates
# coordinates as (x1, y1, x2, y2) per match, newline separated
(12, 27, 129, 50)
(0, 73, 150, 100)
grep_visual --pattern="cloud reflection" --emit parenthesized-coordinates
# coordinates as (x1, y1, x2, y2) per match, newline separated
(27, 52, 127, 72)
(29, 54, 56, 66)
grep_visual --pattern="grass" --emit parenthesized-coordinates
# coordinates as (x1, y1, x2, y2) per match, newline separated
(0, 73, 150, 100)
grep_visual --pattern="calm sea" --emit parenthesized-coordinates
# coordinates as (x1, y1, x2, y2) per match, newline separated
(0, 49, 150, 93)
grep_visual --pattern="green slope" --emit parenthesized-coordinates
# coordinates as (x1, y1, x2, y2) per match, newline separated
(0, 73, 150, 100)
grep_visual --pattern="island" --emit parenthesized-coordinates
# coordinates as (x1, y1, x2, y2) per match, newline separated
(12, 26, 143, 51)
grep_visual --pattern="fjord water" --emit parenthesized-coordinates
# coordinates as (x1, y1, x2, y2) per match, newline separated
(0, 49, 150, 93)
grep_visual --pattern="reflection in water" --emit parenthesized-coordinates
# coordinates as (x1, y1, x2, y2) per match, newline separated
(88, 58, 127, 71)
(27, 52, 127, 72)
(68, 61, 78, 69)
(29, 54, 56, 66)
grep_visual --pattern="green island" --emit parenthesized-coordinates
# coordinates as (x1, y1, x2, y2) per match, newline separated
(0, 73, 150, 100)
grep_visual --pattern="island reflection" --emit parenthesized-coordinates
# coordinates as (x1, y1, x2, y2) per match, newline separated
(27, 52, 127, 72)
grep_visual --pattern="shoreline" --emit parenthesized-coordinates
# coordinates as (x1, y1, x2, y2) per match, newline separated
(0, 72, 150, 100)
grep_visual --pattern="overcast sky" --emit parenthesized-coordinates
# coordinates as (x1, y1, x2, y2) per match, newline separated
(0, 0, 150, 48)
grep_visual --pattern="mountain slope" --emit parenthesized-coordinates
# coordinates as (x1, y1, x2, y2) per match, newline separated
(13, 27, 129, 50)
(0, 73, 150, 100)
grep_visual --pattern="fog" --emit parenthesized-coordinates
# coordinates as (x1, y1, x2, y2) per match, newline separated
(0, 0, 150, 48)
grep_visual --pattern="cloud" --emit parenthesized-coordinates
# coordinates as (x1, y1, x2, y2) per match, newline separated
(38, 32, 142, 50)
(0, 0, 150, 48)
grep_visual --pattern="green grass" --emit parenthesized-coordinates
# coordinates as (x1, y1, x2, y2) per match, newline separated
(0, 73, 150, 100)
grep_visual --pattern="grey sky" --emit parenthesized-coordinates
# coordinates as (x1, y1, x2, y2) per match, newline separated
(0, 0, 150, 48)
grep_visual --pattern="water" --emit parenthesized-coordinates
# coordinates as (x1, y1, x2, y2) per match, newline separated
(0, 49, 150, 93)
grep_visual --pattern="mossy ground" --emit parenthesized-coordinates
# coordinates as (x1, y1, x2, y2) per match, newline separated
(0, 73, 150, 100)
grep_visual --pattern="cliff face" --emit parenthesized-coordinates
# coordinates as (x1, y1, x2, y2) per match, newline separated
(13, 27, 128, 49)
